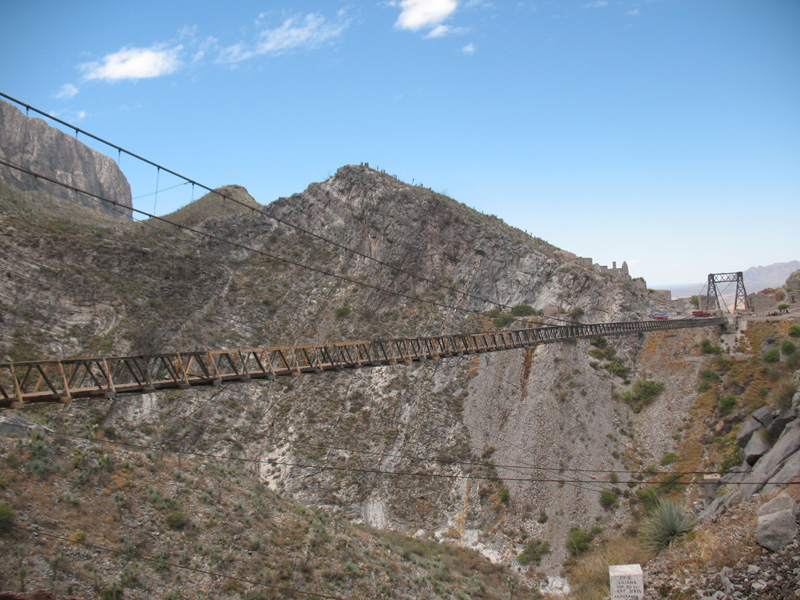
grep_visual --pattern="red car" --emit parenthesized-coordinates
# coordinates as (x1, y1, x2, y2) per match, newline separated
(651, 313, 669, 320)
(692, 310, 712, 317)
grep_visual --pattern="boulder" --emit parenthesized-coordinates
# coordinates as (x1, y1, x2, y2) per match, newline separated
(767, 408, 794, 439)
(743, 428, 772, 466)
(752, 406, 775, 429)
(756, 493, 798, 551)
(737, 418, 762, 448)
(741, 421, 800, 499)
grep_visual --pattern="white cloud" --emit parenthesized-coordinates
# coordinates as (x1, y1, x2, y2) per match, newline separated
(219, 13, 348, 63)
(55, 83, 78, 99)
(583, 1, 608, 7)
(626, 8, 640, 15)
(462, 42, 476, 54)
(80, 45, 183, 81)
(395, 0, 458, 31)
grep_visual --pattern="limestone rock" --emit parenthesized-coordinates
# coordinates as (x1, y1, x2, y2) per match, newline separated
(756, 493, 798, 551)
(0, 99, 132, 220)
(743, 428, 772, 466)
(737, 418, 762, 448)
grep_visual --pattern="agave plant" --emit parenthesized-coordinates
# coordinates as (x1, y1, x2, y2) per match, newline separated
(640, 497, 695, 552)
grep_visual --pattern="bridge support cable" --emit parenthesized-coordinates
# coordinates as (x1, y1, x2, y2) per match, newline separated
(0, 318, 725, 408)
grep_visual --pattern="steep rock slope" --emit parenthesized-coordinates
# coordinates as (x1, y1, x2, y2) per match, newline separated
(1, 164, 722, 581)
(0, 100, 132, 220)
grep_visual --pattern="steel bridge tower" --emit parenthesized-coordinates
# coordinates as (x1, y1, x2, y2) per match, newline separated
(705, 272, 750, 312)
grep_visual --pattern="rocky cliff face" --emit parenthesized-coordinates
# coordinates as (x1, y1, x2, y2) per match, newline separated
(2, 163, 797, 595)
(0, 99, 132, 220)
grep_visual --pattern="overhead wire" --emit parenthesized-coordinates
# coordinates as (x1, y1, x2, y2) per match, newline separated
(0, 91, 583, 327)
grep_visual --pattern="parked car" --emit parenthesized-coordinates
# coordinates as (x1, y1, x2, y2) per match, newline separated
(692, 310, 712, 317)
(650, 313, 669, 320)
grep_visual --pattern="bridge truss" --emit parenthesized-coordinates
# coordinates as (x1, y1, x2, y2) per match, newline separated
(1, 317, 725, 409)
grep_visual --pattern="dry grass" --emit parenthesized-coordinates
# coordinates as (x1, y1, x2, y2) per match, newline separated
(567, 537, 652, 600)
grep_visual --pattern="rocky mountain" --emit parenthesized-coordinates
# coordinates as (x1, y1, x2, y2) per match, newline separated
(1, 151, 799, 599)
(0, 99, 132, 221)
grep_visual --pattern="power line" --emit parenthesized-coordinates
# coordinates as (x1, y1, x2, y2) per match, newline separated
(0, 156, 491, 319)
(0, 91, 581, 328)
(7, 420, 790, 487)
(12, 524, 347, 600)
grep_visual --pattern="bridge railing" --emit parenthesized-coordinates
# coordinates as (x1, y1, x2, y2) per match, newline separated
(0, 317, 726, 408)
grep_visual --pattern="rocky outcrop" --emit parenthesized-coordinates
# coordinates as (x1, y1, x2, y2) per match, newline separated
(0, 99, 132, 220)
(756, 492, 797, 551)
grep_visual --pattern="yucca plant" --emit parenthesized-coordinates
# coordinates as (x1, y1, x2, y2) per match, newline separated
(640, 498, 694, 552)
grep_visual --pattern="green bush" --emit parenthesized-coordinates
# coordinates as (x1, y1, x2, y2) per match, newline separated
(518, 539, 550, 565)
(719, 394, 737, 415)
(636, 487, 660, 508)
(165, 510, 189, 530)
(690, 296, 700, 308)
(640, 498, 695, 552)
(493, 315, 514, 328)
(511, 304, 536, 316)
(699, 369, 719, 381)
(500, 488, 510, 503)
(623, 380, 666, 413)
(599, 489, 618, 510)
(537, 510, 548, 524)
(590, 336, 608, 349)
(781, 340, 797, 356)
(0, 503, 15, 533)
(566, 528, 594, 556)
(763, 348, 780, 363)
(603, 362, 630, 379)
(777, 303, 790, 311)
(700, 339, 722, 355)
(334, 307, 351, 320)
(660, 452, 676, 466)
(789, 325, 800, 338)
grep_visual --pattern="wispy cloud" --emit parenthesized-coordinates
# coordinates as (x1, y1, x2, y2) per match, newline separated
(395, 0, 458, 32)
(583, 1, 608, 7)
(626, 8, 640, 15)
(218, 13, 348, 63)
(55, 83, 78, 99)
(462, 42, 476, 54)
(80, 45, 183, 81)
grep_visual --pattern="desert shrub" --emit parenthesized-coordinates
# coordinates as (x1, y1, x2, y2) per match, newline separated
(640, 498, 694, 552)
(622, 380, 665, 413)
(599, 489, 618, 510)
(493, 315, 514, 328)
(588, 348, 606, 360)
(538, 510, 548, 524)
(719, 394, 737, 415)
(566, 527, 595, 556)
(0, 503, 15, 533)
(500, 488, 510, 503)
(518, 539, 550, 565)
(165, 510, 189, 530)
(511, 304, 536, 316)
(781, 340, 797, 356)
(769, 378, 799, 411)
(636, 487, 660, 508)
(789, 325, 800, 337)
(763, 348, 780, 363)
(699, 369, 719, 381)
(603, 362, 630, 379)
(700, 339, 722, 355)
(571, 307, 585, 320)
(590, 336, 608, 349)
(660, 452, 676, 466)
(334, 307, 351, 320)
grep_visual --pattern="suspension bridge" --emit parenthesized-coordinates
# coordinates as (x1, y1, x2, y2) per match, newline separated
(1, 316, 726, 408)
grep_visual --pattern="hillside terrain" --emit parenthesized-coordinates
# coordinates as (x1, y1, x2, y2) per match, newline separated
(1, 118, 799, 599)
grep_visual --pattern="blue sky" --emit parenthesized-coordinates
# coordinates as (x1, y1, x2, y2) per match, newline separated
(1, 0, 798, 286)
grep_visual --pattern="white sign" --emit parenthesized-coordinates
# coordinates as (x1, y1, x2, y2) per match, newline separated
(609, 564, 644, 600)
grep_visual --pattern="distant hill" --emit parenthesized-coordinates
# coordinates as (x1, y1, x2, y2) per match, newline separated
(668, 260, 800, 298)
